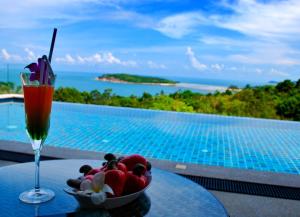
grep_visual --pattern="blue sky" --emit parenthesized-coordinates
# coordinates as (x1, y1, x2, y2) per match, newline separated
(0, 0, 300, 82)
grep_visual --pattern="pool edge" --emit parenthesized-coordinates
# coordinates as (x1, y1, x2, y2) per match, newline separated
(1, 139, 299, 188)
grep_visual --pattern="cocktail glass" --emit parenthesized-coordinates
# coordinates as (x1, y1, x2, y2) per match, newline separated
(19, 72, 55, 204)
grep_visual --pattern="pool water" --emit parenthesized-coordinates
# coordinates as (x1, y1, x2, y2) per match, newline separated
(1, 102, 300, 174)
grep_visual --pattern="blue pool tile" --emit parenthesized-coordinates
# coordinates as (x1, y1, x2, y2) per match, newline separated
(1, 102, 300, 175)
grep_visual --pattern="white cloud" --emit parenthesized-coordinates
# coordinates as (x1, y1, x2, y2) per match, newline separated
(153, 0, 300, 41)
(0, 0, 110, 28)
(156, 12, 207, 39)
(0, 0, 153, 29)
(200, 35, 300, 66)
(269, 68, 290, 77)
(1, 49, 10, 60)
(77, 53, 103, 63)
(255, 68, 263, 75)
(186, 47, 207, 71)
(93, 53, 102, 63)
(56, 54, 76, 64)
(228, 49, 300, 66)
(158, 1, 300, 67)
(229, 66, 237, 71)
(104, 52, 121, 64)
(57, 52, 137, 67)
(200, 36, 246, 47)
(211, 63, 224, 71)
(122, 60, 137, 67)
(65, 54, 76, 63)
(104, 10, 155, 29)
(216, 0, 300, 40)
(77, 55, 86, 64)
(0, 48, 22, 62)
(24, 48, 36, 61)
(147, 61, 166, 69)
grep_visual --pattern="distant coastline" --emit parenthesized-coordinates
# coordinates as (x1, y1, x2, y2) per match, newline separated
(96, 77, 176, 86)
(96, 75, 229, 92)
(97, 73, 177, 84)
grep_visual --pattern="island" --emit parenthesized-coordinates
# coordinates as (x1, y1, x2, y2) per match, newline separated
(96, 73, 177, 85)
(96, 73, 229, 92)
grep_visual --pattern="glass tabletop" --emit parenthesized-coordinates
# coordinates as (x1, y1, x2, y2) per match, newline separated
(0, 159, 228, 217)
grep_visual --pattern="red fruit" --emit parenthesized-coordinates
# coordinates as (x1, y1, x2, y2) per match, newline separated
(117, 162, 127, 174)
(120, 154, 147, 171)
(123, 163, 147, 195)
(86, 168, 101, 176)
(100, 164, 107, 172)
(124, 172, 147, 195)
(105, 169, 126, 197)
(85, 175, 94, 181)
(102, 161, 127, 175)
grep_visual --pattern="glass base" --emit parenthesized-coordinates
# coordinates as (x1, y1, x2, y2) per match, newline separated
(19, 188, 55, 204)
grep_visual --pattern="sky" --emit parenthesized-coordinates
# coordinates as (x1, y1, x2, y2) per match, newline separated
(0, 0, 300, 82)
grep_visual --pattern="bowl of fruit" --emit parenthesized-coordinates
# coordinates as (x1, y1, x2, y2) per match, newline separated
(65, 153, 152, 209)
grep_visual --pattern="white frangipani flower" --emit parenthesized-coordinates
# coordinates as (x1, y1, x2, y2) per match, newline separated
(79, 172, 114, 205)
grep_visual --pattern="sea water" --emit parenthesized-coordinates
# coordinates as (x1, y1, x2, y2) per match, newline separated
(0, 66, 265, 96)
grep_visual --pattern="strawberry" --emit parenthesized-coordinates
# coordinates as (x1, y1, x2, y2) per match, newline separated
(84, 174, 94, 181)
(86, 168, 101, 176)
(105, 169, 126, 197)
(116, 162, 127, 174)
(100, 164, 107, 172)
(120, 154, 147, 171)
(101, 160, 127, 174)
(123, 164, 147, 195)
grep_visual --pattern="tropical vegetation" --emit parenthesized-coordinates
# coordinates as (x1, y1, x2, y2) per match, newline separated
(1, 79, 299, 121)
(53, 79, 300, 121)
(0, 82, 21, 93)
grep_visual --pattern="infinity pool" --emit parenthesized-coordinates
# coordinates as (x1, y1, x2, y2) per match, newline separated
(1, 102, 300, 174)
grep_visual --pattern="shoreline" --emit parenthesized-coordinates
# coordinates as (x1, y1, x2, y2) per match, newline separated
(95, 77, 229, 92)
(95, 77, 176, 86)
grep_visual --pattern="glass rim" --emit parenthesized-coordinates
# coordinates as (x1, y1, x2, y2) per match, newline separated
(20, 72, 56, 87)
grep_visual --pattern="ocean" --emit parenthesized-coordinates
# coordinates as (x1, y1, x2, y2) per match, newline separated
(0, 65, 265, 96)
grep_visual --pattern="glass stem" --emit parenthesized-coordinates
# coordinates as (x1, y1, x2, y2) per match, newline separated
(34, 149, 41, 192)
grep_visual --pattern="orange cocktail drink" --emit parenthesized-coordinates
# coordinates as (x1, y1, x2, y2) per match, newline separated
(19, 28, 57, 204)
(23, 85, 54, 142)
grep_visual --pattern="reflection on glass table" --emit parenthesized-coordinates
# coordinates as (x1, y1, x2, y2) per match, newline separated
(0, 159, 228, 217)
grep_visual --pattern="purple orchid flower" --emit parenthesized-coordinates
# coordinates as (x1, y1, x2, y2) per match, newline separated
(25, 55, 54, 85)
(25, 62, 40, 81)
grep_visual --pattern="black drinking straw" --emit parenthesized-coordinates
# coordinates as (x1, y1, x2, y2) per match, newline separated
(48, 28, 57, 63)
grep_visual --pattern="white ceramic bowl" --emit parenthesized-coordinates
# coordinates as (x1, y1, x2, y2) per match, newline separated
(64, 174, 151, 209)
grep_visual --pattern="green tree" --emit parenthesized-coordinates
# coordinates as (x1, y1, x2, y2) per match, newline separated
(103, 89, 113, 100)
(150, 95, 193, 112)
(276, 95, 300, 120)
(0, 82, 15, 93)
(228, 85, 239, 90)
(296, 79, 300, 89)
(244, 84, 251, 89)
(7, 76, 297, 122)
(90, 90, 102, 104)
(54, 87, 84, 103)
(82, 91, 92, 104)
(276, 80, 295, 93)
